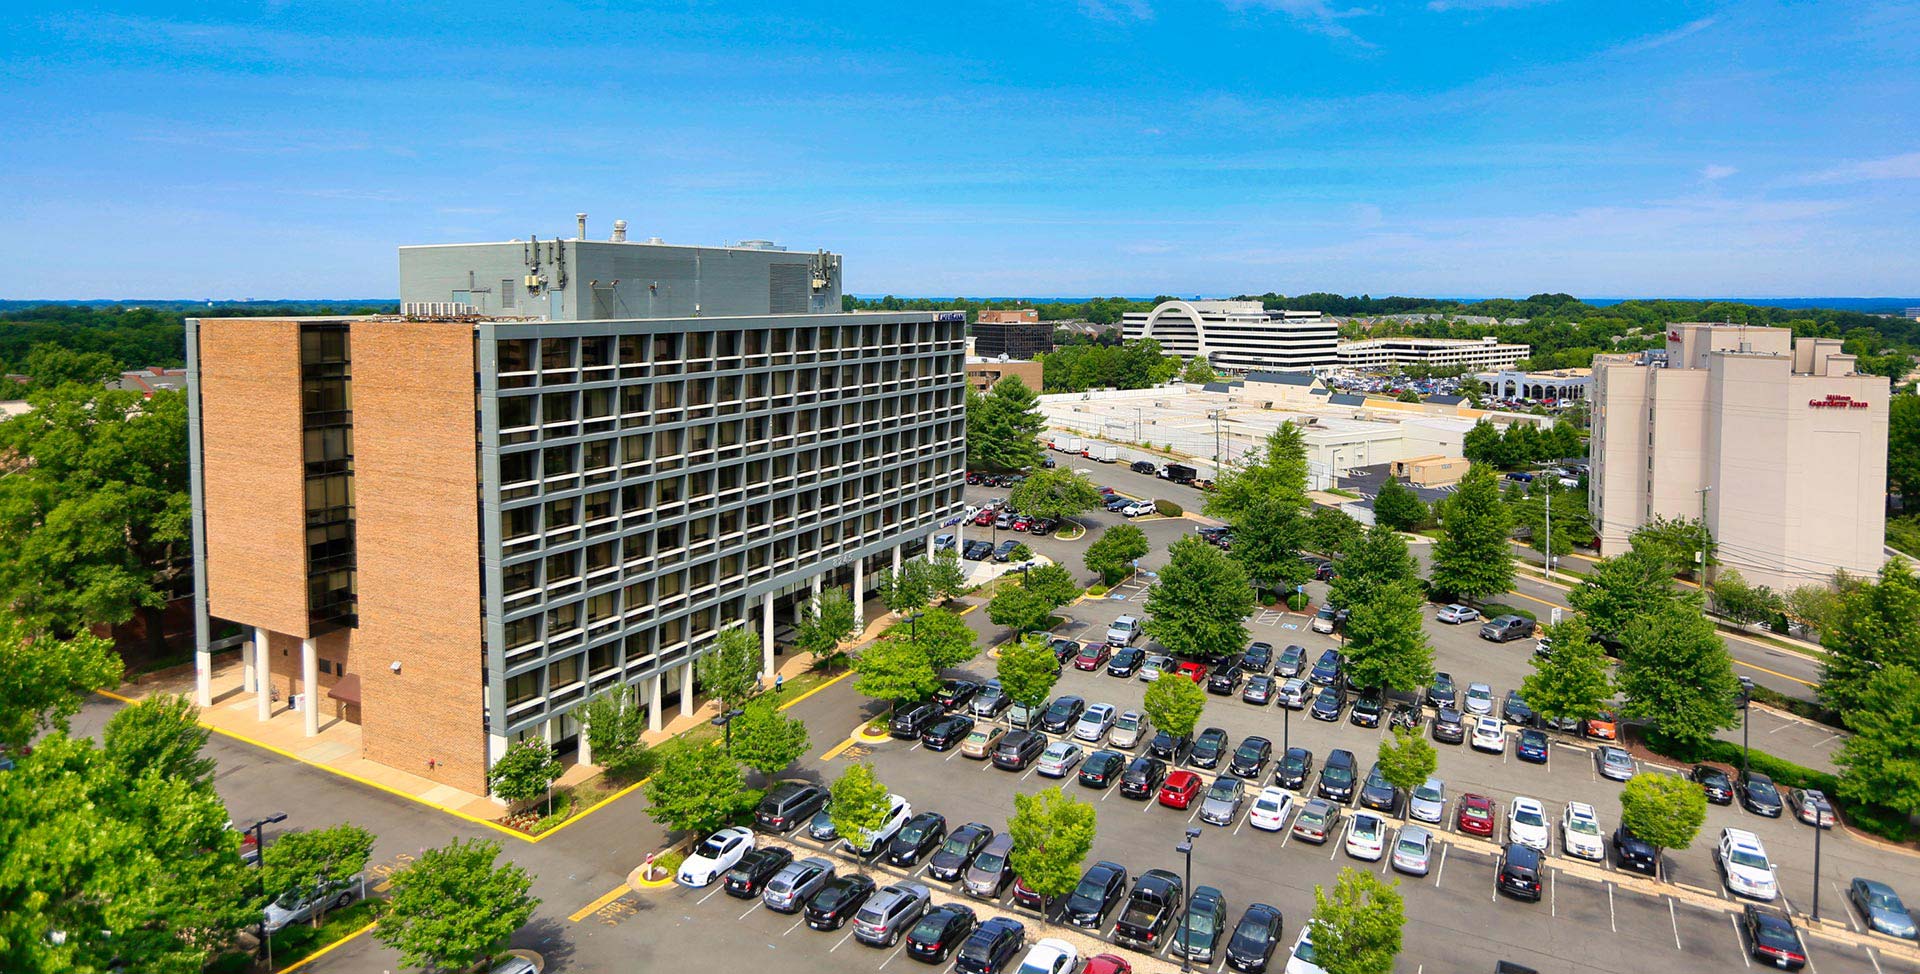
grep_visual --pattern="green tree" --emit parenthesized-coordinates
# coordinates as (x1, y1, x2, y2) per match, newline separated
(1144, 536, 1253, 661)
(696, 626, 765, 711)
(1204, 422, 1310, 524)
(1023, 562, 1080, 607)
(1786, 580, 1844, 640)
(1307, 868, 1404, 974)
(1889, 394, 1920, 500)
(924, 550, 968, 604)
(995, 633, 1061, 709)
(373, 838, 537, 972)
(1511, 481, 1582, 559)
(0, 621, 123, 749)
(850, 638, 940, 717)
(1307, 506, 1364, 558)
(1630, 515, 1714, 580)
(1375, 729, 1437, 820)
(1568, 548, 1689, 645)
(1010, 468, 1103, 522)
(1617, 600, 1740, 749)
(643, 741, 750, 836)
(487, 740, 563, 814)
(101, 694, 215, 788)
(1341, 580, 1434, 695)
(22, 344, 120, 390)
(1617, 773, 1708, 875)
(1428, 465, 1514, 600)
(1005, 789, 1097, 907)
(1329, 524, 1418, 612)
(1834, 664, 1920, 817)
(875, 561, 934, 615)
(260, 824, 376, 927)
(1709, 568, 1786, 626)
(1370, 479, 1427, 532)
(1819, 560, 1920, 716)
(828, 762, 892, 852)
(892, 606, 980, 671)
(0, 385, 190, 651)
(1142, 670, 1208, 739)
(967, 375, 1047, 472)
(987, 584, 1056, 634)
(1230, 496, 1312, 597)
(1084, 523, 1151, 585)
(1461, 420, 1503, 466)
(795, 588, 858, 660)
(580, 684, 649, 777)
(729, 706, 811, 785)
(1181, 356, 1217, 384)
(1520, 618, 1613, 727)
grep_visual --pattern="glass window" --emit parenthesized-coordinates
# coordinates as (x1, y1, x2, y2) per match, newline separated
(503, 560, 538, 595)
(541, 392, 576, 423)
(548, 601, 580, 634)
(546, 550, 578, 582)
(586, 592, 617, 624)
(502, 506, 537, 541)
(621, 434, 649, 463)
(544, 498, 578, 530)
(583, 490, 614, 522)
(583, 439, 613, 472)
(583, 387, 614, 420)
(543, 445, 576, 478)
(499, 395, 535, 429)
(584, 540, 616, 574)
(498, 339, 535, 373)
(500, 450, 536, 485)
(506, 671, 540, 707)
(541, 338, 574, 371)
(549, 654, 582, 688)
(580, 336, 612, 369)
(618, 334, 645, 365)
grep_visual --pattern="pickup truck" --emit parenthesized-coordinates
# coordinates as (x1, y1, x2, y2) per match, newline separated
(1112, 868, 1185, 951)
(1162, 463, 1198, 484)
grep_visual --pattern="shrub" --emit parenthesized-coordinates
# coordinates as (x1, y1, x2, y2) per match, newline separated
(1086, 583, 1109, 597)
(1637, 729, 1920, 840)
(1478, 602, 1537, 622)
(1286, 591, 1309, 611)
(1155, 499, 1183, 517)
(653, 850, 686, 879)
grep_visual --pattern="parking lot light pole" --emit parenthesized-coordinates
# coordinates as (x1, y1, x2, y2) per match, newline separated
(1813, 817, 1823, 921)
(1737, 676, 1754, 775)
(1282, 703, 1290, 757)
(1176, 826, 1200, 974)
(712, 707, 746, 751)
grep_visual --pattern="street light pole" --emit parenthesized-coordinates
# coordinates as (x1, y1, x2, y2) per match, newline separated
(1543, 487, 1553, 582)
(712, 707, 746, 751)
(249, 811, 287, 963)
(1282, 703, 1290, 757)
(1737, 676, 1754, 776)
(1813, 816, 1824, 921)
(1175, 826, 1200, 974)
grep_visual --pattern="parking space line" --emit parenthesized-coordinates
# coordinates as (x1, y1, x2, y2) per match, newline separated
(1730, 914, 1751, 967)
(1866, 945, 1884, 974)
(879, 943, 909, 969)
(1668, 897, 1683, 951)
(1433, 844, 1447, 888)
(1607, 882, 1616, 931)
(739, 901, 760, 920)
(831, 929, 857, 952)
(1550, 868, 1556, 917)
(786, 917, 807, 936)
(698, 885, 726, 906)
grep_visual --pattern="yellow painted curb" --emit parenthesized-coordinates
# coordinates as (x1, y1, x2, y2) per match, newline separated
(632, 869, 676, 890)
(777, 669, 853, 712)
(855, 726, 893, 744)
(568, 882, 636, 921)
(820, 735, 863, 761)
(278, 919, 378, 973)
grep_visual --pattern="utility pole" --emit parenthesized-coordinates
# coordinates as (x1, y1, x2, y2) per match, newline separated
(1544, 487, 1552, 582)
(1696, 486, 1714, 589)
(1211, 411, 1222, 468)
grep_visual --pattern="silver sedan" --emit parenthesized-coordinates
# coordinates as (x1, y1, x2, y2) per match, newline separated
(1391, 825, 1435, 876)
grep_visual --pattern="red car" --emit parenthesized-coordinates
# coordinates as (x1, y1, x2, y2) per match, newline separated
(971, 509, 994, 527)
(1074, 643, 1112, 671)
(1011, 514, 1034, 532)
(1175, 661, 1209, 683)
(1458, 792, 1496, 838)
(1098, 486, 1117, 495)
(1084, 955, 1133, 974)
(1158, 771, 1203, 809)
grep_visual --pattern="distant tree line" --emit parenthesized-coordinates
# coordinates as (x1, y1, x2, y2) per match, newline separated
(0, 302, 395, 375)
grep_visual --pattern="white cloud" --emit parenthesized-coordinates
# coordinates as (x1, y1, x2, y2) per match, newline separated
(1078, 0, 1154, 22)
(1609, 16, 1717, 55)
(1701, 164, 1738, 182)
(1804, 151, 1920, 184)
(1426, 0, 1557, 11)
(1223, 0, 1378, 46)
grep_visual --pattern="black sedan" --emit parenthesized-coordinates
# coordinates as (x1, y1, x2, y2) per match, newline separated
(1242, 675, 1276, 706)
(1741, 905, 1807, 970)
(1357, 763, 1400, 813)
(1224, 902, 1285, 973)
(935, 679, 981, 711)
(1078, 750, 1127, 789)
(1149, 730, 1192, 762)
(1108, 647, 1146, 677)
(1120, 755, 1169, 799)
(1229, 736, 1273, 779)
(1190, 727, 1231, 769)
(906, 904, 978, 964)
(1039, 696, 1087, 735)
(1208, 665, 1245, 696)
(1503, 690, 1536, 727)
(1426, 672, 1458, 710)
(1349, 693, 1382, 728)
(1064, 861, 1130, 929)
(1614, 825, 1659, 876)
(1310, 685, 1346, 722)
(887, 812, 948, 866)
(1739, 770, 1786, 817)
(962, 540, 994, 561)
(1273, 748, 1314, 791)
(806, 874, 877, 930)
(1688, 765, 1733, 804)
(921, 714, 976, 751)
(723, 847, 794, 899)
(927, 823, 994, 882)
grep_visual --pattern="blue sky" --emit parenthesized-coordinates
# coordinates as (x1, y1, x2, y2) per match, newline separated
(2, 1, 1916, 299)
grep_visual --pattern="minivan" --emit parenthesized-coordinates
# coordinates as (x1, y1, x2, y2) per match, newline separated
(891, 701, 944, 739)
(755, 782, 829, 833)
(963, 834, 1017, 899)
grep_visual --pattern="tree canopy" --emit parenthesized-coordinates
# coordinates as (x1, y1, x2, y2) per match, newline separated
(373, 838, 537, 972)
(1617, 773, 1707, 863)
(1567, 548, 1689, 645)
(0, 620, 123, 750)
(1819, 560, 1920, 717)
(1205, 422, 1309, 525)
(1520, 617, 1614, 727)
(1427, 465, 1514, 600)
(1009, 468, 1104, 522)
(1142, 671, 1208, 739)
(995, 633, 1061, 709)
(966, 376, 1047, 472)
(1370, 479, 1427, 532)
(1143, 536, 1252, 661)
(1834, 664, 1920, 817)
(1084, 523, 1150, 585)
(729, 706, 811, 784)
(1330, 524, 1419, 612)
(642, 741, 750, 836)
(1307, 868, 1404, 974)
(1005, 790, 1097, 904)
(696, 626, 765, 711)
(1617, 600, 1740, 748)
(1340, 580, 1434, 695)
(850, 637, 940, 715)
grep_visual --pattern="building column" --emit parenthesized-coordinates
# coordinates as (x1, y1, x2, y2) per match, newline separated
(577, 715, 593, 766)
(300, 637, 319, 737)
(761, 592, 777, 676)
(679, 661, 695, 719)
(647, 672, 663, 733)
(255, 628, 273, 722)
(852, 558, 865, 630)
(927, 529, 938, 560)
(810, 574, 822, 609)
(194, 648, 212, 708)
(242, 645, 257, 694)
(892, 546, 902, 575)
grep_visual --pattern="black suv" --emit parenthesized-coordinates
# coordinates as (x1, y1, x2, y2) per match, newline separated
(1497, 843, 1544, 901)
(905, 905, 978, 964)
(992, 730, 1046, 770)
(1064, 861, 1130, 929)
(755, 782, 829, 833)
(1274, 747, 1314, 791)
(1108, 647, 1146, 677)
(1039, 696, 1087, 735)
(1241, 642, 1274, 674)
(890, 701, 943, 739)
(1426, 672, 1458, 709)
(1432, 707, 1465, 745)
(1614, 825, 1659, 876)
(1207, 665, 1245, 696)
(1317, 749, 1357, 804)
(954, 917, 1025, 974)
(1190, 727, 1231, 769)
(1120, 755, 1169, 799)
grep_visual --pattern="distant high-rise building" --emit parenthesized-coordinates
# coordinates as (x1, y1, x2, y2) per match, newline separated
(186, 230, 965, 795)
(1122, 300, 1336, 372)
(974, 309, 1052, 359)
(1589, 323, 1888, 591)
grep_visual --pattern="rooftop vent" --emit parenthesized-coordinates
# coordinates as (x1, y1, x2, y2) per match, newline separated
(611, 220, 627, 242)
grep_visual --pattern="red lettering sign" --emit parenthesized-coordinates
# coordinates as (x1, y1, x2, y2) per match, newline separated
(1666, 329, 1680, 342)
(1808, 395, 1869, 409)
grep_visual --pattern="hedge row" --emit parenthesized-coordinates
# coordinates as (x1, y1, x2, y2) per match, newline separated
(1639, 730, 1918, 842)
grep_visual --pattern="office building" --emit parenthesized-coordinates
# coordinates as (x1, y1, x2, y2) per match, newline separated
(1589, 323, 1888, 591)
(1337, 336, 1529, 373)
(1122, 300, 1337, 373)
(966, 358, 1044, 392)
(1475, 367, 1590, 402)
(186, 229, 966, 796)
(973, 310, 1052, 359)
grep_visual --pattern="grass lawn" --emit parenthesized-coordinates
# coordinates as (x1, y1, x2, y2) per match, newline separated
(263, 899, 384, 971)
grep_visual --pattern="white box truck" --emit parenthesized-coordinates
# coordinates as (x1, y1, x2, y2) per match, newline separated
(1098, 445, 1119, 463)
(1064, 435, 1083, 455)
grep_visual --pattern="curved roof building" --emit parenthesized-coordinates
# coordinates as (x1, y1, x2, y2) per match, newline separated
(1121, 300, 1337, 372)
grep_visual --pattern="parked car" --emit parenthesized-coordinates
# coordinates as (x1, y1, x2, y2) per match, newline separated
(887, 813, 949, 867)
(1463, 682, 1495, 715)
(1502, 690, 1535, 727)
(1241, 642, 1274, 674)
(1036, 741, 1086, 779)
(906, 904, 978, 963)
(808, 804, 841, 842)
(1310, 685, 1347, 722)
(1074, 703, 1118, 742)
(1174, 661, 1209, 683)
(891, 701, 944, 739)
(1719, 828, 1779, 901)
(1277, 678, 1310, 709)
(1357, 763, 1400, 813)
(806, 874, 879, 930)
(992, 540, 1021, 562)
(724, 847, 794, 899)
(1109, 710, 1150, 749)
(1457, 793, 1496, 838)
(1078, 749, 1127, 790)
(1291, 799, 1342, 844)
(922, 713, 976, 751)
(1224, 902, 1284, 973)
(1137, 655, 1170, 682)
(961, 725, 1008, 760)
(1108, 647, 1146, 677)
(1239, 674, 1276, 706)
(1426, 672, 1458, 709)
(991, 730, 1046, 770)
(962, 834, 1017, 900)
(1392, 825, 1434, 876)
(1788, 787, 1836, 828)
(1480, 615, 1535, 643)
(928, 823, 995, 882)
(1436, 604, 1480, 624)
(1408, 777, 1445, 824)
(677, 826, 755, 888)
(1309, 604, 1340, 634)
(1075, 642, 1113, 671)
(1848, 878, 1917, 940)
(1348, 693, 1382, 728)
(1598, 746, 1637, 782)
(1497, 843, 1544, 902)
(1132, 459, 1158, 474)
(1740, 905, 1807, 970)
(854, 883, 933, 948)
(1171, 887, 1228, 964)
(1247, 787, 1297, 832)
(1229, 736, 1273, 779)
(1191, 727, 1231, 769)
(846, 795, 913, 857)
(1199, 777, 1248, 826)
(262, 876, 363, 934)
(1584, 710, 1619, 740)
(970, 682, 1011, 718)
(1207, 664, 1245, 696)
(1283, 924, 1327, 974)
(1432, 707, 1465, 745)
(1515, 728, 1549, 764)
(1113, 870, 1185, 952)
(1148, 729, 1191, 763)
(1275, 644, 1307, 678)
(1345, 810, 1387, 861)
(1274, 747, 1314, 791)
(1317, 749, 1357, 804)
(755, 782, 828, 833)
(1562, 802, 1605, 861)
(1121, 500, 1157, 518)
(1107, 615, 1141, 645)
(762, 856, 836, 913)
(1691, 764, 1734, 805)
(1614, 825, 1659, 876)
(1120, 755, 1169, 799)
(963, 540, 994, 561)
(1103, 494, 1132, 512)
(1159, 770, 1204, 809)
(1508, 797, 1549, 852)
(1065, 862, 1131, 929)
(953, 916, 1025, 974)
(1470, 716, 1505, 753)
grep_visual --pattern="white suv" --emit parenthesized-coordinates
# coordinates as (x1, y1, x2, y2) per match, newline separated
(1561, 802, 1605, 861)
(846, 794, 912, 856)
(1718, 828, 1778, 901)
(1107, 616, 1140, 646)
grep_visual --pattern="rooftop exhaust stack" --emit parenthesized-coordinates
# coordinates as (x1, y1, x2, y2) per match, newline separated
(576, 213, 587, 239)
(611, 220, 628, 242)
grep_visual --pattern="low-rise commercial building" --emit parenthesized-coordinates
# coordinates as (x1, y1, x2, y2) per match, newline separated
(966, 358, 1044, 392)
(1390, 455, 1471, 486)
(1589, 323, 1888, 591)
(1336, 336, 1529, 373)
(187, 230, 966, 795)
(1476, 367, 1590, 402)
(1122, 300, 1337, 373)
